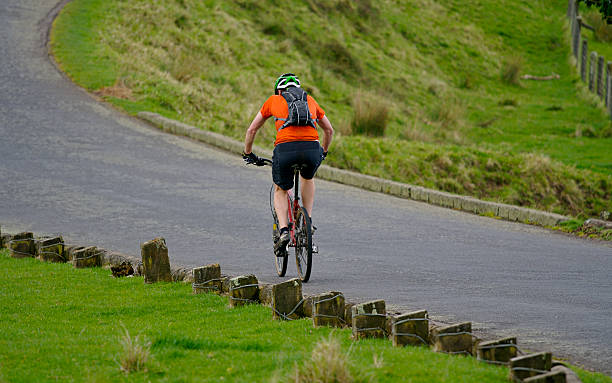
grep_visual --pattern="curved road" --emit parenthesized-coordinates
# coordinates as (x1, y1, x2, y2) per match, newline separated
(1, 0, 611, 375)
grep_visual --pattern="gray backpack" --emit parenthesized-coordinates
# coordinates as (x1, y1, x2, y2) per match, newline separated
(278, 87, 316, 130)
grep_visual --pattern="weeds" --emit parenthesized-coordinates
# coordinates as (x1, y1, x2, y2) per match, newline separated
(430, 96, 464, 129)
(351, 91, 388, 136)
(289, 334, 354, 383)
(501, 56, 523, 85)
(118, 325, 151, 373)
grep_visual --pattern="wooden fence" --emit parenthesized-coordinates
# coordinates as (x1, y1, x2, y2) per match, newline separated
(568, 0, 612, 118)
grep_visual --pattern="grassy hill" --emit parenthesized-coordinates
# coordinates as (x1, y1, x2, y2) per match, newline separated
(51, 0, 612, 218)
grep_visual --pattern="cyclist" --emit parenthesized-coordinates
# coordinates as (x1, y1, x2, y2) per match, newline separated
(242, 73, 334, 253)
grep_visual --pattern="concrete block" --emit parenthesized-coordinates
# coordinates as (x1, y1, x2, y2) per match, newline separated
(172, 267, 193, 282)
(410, 187, 429, 202)
(271, 278, 303, 320)
(390, 310, 429, 347)
(229, 274, 259, 307)
(497, 204, 512, 220)
(510, 352, 552, 382)
(192, 264, 222, 294)
(477, 336, 518, 364)
(432, 322, 473, 355)
(9, 232, 35, 258)
(523, 370, 566, 383)
(36, 236, 65, 263)
(64, 245, 84, 262)
(141, 237, 172, 283)
(72, 246, 101, 268)
(551, 365, 580, 383)
(429, 190, 456, 209)
(312, 291, 345, 328)
(352, 300, 387, 339)
(507, 206, 522, 221)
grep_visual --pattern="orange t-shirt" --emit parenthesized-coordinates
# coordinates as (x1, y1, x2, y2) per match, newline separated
(260, 93, 325, 146)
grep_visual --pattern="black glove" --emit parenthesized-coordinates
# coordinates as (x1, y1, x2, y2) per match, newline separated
(322, 150, 328, 161)
(242, 151, 265, 166)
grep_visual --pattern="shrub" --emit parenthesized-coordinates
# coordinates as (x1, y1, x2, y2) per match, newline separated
(351, 92, 388, 136)
(501, 56, 523, 85)
(585, 10, 612, 42)
(118, 327, 151, 373)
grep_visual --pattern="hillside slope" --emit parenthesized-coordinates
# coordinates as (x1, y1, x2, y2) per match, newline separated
(51, 0, 612, 217)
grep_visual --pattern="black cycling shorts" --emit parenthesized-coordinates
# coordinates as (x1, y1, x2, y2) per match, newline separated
(272, 141, 323, 191)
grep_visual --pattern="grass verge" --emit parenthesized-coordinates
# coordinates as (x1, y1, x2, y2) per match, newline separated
(1, 249, 611, 382)
(0, 249, 507, 382)
(50, 0, 612, 218)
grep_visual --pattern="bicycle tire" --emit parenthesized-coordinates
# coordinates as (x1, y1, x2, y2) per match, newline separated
(270, 187, 288, 277)
(294, 206, 313, 282)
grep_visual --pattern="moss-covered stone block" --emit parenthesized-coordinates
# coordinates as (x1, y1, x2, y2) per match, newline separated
(391, 310, 429, 347)
(510, 352, 552, 382)
(432, 322, 473, 355)
(313, 291, 345, 328)
(72, 246, 101, 268)
(141, 238, 172, 283)
(9, 232, 35, 258)
(229, 275, 259, 307)
(523, 370, 566, 383)
(192, 264, 221, 294)
(352, 300, 386, 339)
(36, 236, 65, 263)
(271, 278, 303, 320)
(477, 336, 518, 364)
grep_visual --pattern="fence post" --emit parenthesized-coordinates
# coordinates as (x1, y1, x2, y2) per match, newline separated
(573, 16, 582, 61)
(581, 39, 588, 82)
(597, 56, 605, 98)
(567, 0, 576, 19)
(607, 63, 612, 119)
(607, 62, 612, 108)
(589, 52, 598, 92)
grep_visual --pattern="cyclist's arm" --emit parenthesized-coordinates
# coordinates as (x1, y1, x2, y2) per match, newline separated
(318, 115, 334, 152)
(244, 111, 267, 154)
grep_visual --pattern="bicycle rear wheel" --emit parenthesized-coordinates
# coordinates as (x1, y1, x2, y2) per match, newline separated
(294, 207, 312, 282)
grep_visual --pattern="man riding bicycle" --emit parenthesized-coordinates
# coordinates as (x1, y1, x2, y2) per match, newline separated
(242, 73, 334, 253)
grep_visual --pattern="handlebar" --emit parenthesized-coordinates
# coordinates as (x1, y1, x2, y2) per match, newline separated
(245, 157, 272, 167)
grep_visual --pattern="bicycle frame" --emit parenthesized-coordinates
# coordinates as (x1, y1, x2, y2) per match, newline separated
(286, 170, 301, 247)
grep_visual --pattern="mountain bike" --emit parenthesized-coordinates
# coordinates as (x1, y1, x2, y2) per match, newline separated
(246, 157, 316, 282)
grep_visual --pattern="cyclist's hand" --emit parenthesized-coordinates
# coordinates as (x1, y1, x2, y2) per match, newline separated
(321, 150, 328, 161)
(242, 151, 266, 166)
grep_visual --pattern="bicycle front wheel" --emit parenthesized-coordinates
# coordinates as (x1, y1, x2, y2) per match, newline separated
(294, 207, 313, 282)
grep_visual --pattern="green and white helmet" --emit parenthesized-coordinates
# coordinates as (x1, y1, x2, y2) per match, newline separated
(274, 73, 301, 94)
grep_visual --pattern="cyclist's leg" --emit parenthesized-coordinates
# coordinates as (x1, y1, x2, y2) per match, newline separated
(297, 142, 324, 218)
(300, 176, 315, 217)
(272, 143, 297, 229)
(274, 185, 289, 229)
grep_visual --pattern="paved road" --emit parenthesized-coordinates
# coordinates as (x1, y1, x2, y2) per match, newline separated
(2, 0, 611, 375)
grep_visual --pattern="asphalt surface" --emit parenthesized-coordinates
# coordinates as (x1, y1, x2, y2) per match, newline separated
(1, 0, 611, 376)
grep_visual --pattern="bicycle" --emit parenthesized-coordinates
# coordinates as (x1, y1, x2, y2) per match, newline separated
(246, 157, 316, 282)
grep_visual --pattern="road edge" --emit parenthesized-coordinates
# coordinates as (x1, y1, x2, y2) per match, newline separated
(137, 111, 569, 228)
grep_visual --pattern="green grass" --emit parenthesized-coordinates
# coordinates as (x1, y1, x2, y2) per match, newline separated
(50, 0, 612, 218)
(0, 250, 509, 382)
(1, 250, 611, 382)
